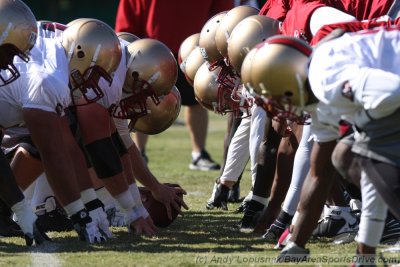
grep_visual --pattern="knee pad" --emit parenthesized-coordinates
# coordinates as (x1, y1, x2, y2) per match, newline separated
(85, 137, 122, 179)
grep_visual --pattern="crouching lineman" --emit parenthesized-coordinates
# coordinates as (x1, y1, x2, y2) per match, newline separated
(246, 31, 400, 265)
(0, 9, 124, 242)
(0, 0, 51, 246)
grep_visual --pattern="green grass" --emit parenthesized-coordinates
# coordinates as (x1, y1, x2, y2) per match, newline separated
(0, 112, 396, 266)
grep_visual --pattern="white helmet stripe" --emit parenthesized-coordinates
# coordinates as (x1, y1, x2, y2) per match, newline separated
(0, 22, 13, 45)
(90, 44, 101, 67)
(67, 41, 75, 62)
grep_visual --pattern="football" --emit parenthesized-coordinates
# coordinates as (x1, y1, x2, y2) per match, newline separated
(139, 183, 184, 228)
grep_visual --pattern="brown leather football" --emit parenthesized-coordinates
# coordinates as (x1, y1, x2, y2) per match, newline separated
(138, 183, 184, 228)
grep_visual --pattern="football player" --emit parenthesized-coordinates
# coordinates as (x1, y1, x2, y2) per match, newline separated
(0, 0, 50, 246)
(0, 12, 123, 243)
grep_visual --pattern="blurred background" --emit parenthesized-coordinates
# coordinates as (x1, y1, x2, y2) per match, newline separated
(23, 0, 267, 27)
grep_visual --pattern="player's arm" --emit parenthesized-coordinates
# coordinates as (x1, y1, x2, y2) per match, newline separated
(112, 117, 188, 220)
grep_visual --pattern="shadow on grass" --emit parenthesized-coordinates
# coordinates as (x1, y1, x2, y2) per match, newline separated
(0, 210, 277, 254)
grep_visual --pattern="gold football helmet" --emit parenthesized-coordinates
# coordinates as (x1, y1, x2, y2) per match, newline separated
(0, 0, 37, 86)
(248, 35, 313, 123)
(194, 61, 251, 116)
(61, 19, 122, 105)
(111, 38, 178, 121)
(132, 86, 181, 135)
(198, 11, 227, 66)
(215, 5, 259, 59)
(116, 32, 140, 43)
(227, 15, 280, 74)
(178, 33, 200, 66)
(183, 46, 205, 86)
(193, 62, 220, 111)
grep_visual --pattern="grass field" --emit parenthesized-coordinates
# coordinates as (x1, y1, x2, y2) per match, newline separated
(0, 112, 397, 267)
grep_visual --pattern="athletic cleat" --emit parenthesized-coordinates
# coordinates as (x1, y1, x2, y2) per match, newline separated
(36, 208, 74, 232)
(262, 223, 286, 243)
(227, 182, 241, 203)
(238, 200, 264, 231)
(0, 199, 23, 237)
(312, 206, 358, 240)
(0, 213, 23, 237)
(276, 241, 310, 263)
(206, 182, 229, 210)
(275, 227, 292, 249)
(234, 199, 250, 214)
(380, 214, 400, 245)
(35, 196, 73, 232)
(189, 150, 221, 171)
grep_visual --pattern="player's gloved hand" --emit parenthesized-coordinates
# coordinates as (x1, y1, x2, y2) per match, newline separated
(105, 207, 126, 227)
(71, 209, 107, 243)
(89, 207, 113, 239)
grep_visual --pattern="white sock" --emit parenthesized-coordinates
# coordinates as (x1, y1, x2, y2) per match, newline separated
(31, 173, 55, 212)
(80, 188, 98, 205)
(251, 195, 268, 206)
(192, 151, 201, 160)
(114, 190, 135, 212)
(63, 199, 86, 217)
(96, 187, 116, 211)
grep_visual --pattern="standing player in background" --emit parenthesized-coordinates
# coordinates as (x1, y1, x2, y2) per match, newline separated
(115, 0, 234, 171)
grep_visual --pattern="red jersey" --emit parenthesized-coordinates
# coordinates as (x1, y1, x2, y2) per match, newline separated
(328, 0, 393, 21)
(280, 0, 394, 43)
(115, 0, 234, 55)
(259, 0, 292, 21)
(310, 17, 400, 46)
(281, 1, 326, 42)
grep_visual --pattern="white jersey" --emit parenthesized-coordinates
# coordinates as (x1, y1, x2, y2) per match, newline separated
(36, 22, 126, 110)
(308, 26, 400, 142)
(0, 36, 70, 128)
(94, 39, 129, 109)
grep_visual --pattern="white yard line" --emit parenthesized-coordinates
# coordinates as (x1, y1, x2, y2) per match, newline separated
(28, 242, 62, 267)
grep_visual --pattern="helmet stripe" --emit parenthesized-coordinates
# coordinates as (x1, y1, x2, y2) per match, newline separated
(267, 37, 312, 57)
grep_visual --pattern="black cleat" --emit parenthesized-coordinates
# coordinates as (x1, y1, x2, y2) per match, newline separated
(36, 208, 74, 232)
(381, 214, 400, 245)
(262, 223, 286, 242)
(238, 200, 264, 231)
(227, 182, 242, 203)
(206, 182, 230, 210)
(0, 214, 23, 237)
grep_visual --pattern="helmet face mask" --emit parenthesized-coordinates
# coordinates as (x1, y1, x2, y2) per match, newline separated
(130, 86, 181, 134)
(70, 65, 113, 105)
(246, 35, 313, 124)
(110, 39, 177, 122)
(0, 0, 38, 87)
(0, 43, 30, 85)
